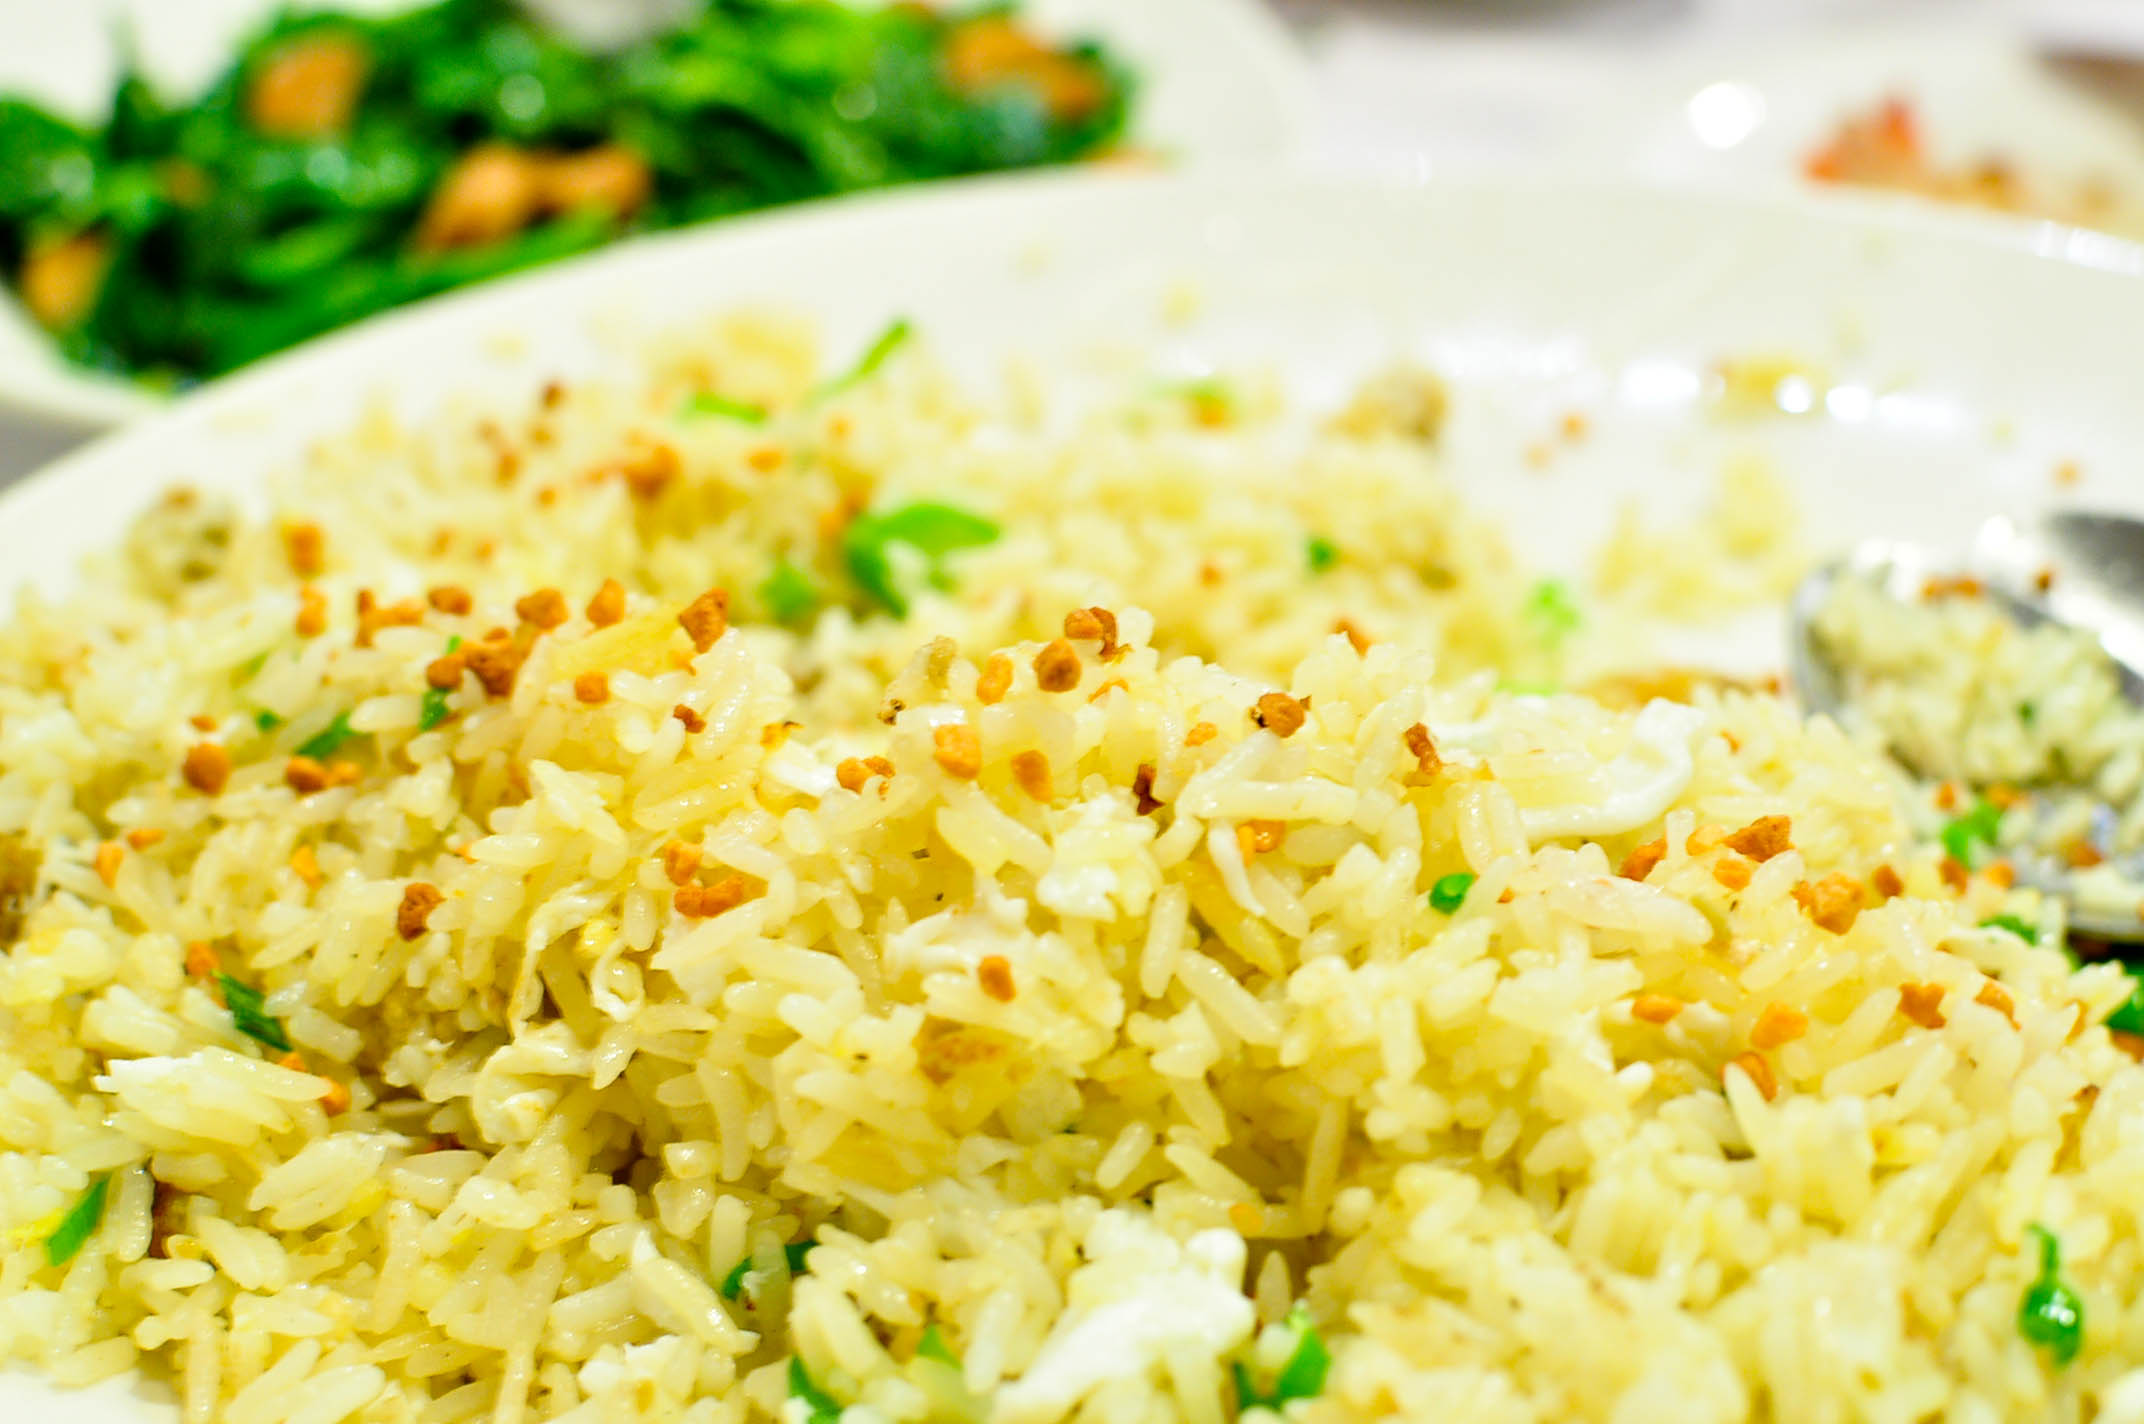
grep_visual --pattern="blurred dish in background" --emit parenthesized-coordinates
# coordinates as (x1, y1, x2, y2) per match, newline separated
(1306, 14, 2144, 248)
(0, 0, 1307, 434)
(1794, 1, 2144, 241)
(0, 0, 1133, 387)
(1627, 23, 2144, 247)
(1803, 95, 2144, 239)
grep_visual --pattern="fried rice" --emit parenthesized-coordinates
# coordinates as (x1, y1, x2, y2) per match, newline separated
(2, 314, 2142, 1424)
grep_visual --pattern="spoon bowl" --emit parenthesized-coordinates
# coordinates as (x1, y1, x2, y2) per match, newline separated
(1788, 511, 2144, 943)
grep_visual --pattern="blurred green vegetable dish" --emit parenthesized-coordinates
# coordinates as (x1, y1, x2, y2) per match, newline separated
(0, 0, 1133, 382)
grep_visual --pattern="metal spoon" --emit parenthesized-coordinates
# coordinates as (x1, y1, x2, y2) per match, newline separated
(1788, 510, 2144, 942)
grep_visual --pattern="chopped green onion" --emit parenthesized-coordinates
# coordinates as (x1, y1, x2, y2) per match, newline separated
(816, 317, 912, 399)
(787, 1357, 843, 1424)
(1980, 914, 2039, 945)
(759, 560, 820, 625)
(1940, 799, 2002, 867)
(295, 710, 356, 761)
(680, 391, 768, 424)
(1164, 376, 1235, 423)
(1428, 872, 1476, 915)
(2107, 970, 2144, 1036)
(720, 1239, 815, 1301)
(1306, 536, 1340, 574)
(1234, 1303, 1330, 1409)
(2019, 1223, 2084, 1367)
(840, 501, 1000, 618)
(1270, 1306, 1332, 1403)
(916, 1324, 960, 1367)
(2019, 702, 2038, 727)
(217, 973, 291, 1053)
(43, 1175, 109, 1268)
(420, 636, 461, 732)
(239, 651, 270, 680)
(1525, 578, 1581, 645)
(254, 710, 282, 732)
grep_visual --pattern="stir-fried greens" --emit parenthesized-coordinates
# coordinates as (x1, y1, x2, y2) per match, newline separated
(0, 0, 1131, 382)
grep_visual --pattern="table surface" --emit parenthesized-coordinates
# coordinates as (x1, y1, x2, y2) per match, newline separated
(0, 0, 2128, 487)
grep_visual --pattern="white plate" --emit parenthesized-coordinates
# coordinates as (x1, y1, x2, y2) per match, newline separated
(0, 0, 1309, 433)
(5, 168, 2144, 1415)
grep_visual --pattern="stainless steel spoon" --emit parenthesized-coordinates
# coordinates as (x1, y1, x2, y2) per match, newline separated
(1788, 510, 2144, 943)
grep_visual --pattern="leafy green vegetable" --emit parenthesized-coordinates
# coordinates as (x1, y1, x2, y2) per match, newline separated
(759, 560, 820, 625)
(1980, 914, 2039, 945)
(1940, 799, 2003, 867)
(1233, 1304, 1331, 1410)
(1428, 872, 1475, 915)
(680, 391, 767, 424)
(815, 316, 912, 399)
(2019, 702, 2037, 727)
(295, 711, 356, 760)
(1525, 578, 1581, 645)
(2019, 1223, 2084, 1367)
(254, 709, 282, 732)
(0, 102, 97, 217)
(840, 501, 1000, 617)
(1306, 535, 1339, 574)
(0, 1, 1130, 382)
(787, 1357, 842, 1424)
(238, 214, 382, 289)
(43, 1175, 110, 1268)
(916, 1324, 959, 1366)
(218, 973, 292, 1052)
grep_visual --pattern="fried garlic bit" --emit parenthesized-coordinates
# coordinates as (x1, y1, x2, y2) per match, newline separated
(1251, 691, 1306, 738)
(976, 654, 1013, 705)
(1620, 839, 1666, 883)
(678, 588, 729, 653)
(397, 882, 444, 941)
(182, 743, 231, 796)
(1032, 639, 1081, 693)
(585, 578, 626, 628)
(932, 724, 983, 780)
